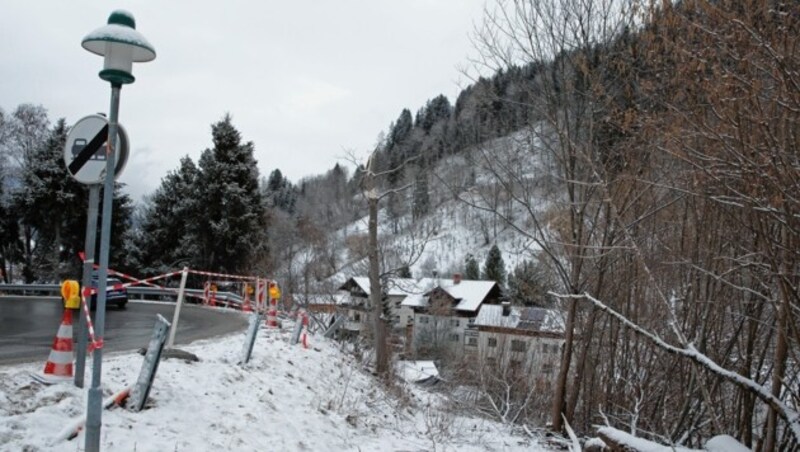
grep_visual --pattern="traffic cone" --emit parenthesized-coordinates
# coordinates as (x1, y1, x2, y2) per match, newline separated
(242, 291, 252, 312)
(41, 310, 74, 383)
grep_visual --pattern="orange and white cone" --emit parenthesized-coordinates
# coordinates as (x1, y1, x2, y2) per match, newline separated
(40, 309, 74, 383)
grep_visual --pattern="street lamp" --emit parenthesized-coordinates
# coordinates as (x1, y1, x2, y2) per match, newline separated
(80, 10, 155, 452)
(82, 10, 156, 85)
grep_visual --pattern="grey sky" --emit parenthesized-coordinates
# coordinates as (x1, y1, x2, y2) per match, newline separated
(0, 1, 486, 201)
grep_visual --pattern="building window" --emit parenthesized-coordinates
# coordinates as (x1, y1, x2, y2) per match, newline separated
(450, 333, 460, 342)
(542, 363, 554, 374)
(353, 313, 360, 322)
(487, 337, 497, 348)
(542, 343, 558, 354)
(450, 319, 460, 327)
(419, 316, 429, 324)
(466, 337, 478, 346)
(511, 339, 527, 352)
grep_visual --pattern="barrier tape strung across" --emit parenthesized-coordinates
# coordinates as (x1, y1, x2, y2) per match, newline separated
(103, 266, 206, 302)
(79, 290, 103, 352)
(186, 269, 260, 281)
(76, 254, 272, 309)
(80, 269, 185, 298)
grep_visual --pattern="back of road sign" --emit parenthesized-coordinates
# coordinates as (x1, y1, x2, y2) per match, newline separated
(63, 114, 129, 185)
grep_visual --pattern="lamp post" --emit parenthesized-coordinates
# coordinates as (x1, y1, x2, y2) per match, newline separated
(81, 10, 155, 452)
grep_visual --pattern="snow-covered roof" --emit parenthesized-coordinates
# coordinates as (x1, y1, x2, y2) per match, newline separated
(439, 279, 498, 312)
(475, 304, 564, 334)
(396, 360, 439, 383)
(343, 277, 434, 297)
(343, 276, 499, 313)
(400, 279, 499, 313)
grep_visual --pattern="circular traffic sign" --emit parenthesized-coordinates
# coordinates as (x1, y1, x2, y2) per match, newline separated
(63, 115, 129, 185)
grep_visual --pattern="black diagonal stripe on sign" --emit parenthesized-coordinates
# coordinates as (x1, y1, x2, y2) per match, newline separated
(68, 124, 109, 176)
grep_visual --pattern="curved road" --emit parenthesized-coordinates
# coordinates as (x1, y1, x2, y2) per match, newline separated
(0, 297, 249, 366)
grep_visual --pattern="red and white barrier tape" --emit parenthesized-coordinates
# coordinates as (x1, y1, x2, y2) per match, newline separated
(186, 268, 260, 281)
(103, 266, 206, 302)
(80, 269, 185, 298)
(79, 290, 103, 352)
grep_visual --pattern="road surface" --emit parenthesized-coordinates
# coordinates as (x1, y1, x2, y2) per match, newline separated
(0, 297, 248, 366)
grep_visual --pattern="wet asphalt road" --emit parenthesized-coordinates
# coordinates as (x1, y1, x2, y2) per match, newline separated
(0, 297, 248, 366)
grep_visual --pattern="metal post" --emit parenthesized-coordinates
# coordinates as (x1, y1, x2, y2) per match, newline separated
(75, 185, 100, 388)
(85, 83, 121, 452)
(167, 267, 189, 348)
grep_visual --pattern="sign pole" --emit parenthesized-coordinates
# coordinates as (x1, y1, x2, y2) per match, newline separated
(85, 83, 121, 452)
(75, 184, 100, 388)
(167, 267, 189, 348)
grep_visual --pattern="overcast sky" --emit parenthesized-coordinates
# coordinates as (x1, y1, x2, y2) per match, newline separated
(0, 1, 487, 202)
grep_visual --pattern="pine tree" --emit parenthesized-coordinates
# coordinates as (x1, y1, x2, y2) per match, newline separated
(464, 253, 480, 280)
(265, 168, 296, 213)
(507, 259, 552, 306)
(412, 169, 430, 221)
(0, 166, 21, 283)
(482, 244, 506, 287)
(397, 265, 412, 278)
(130, 155, 201, 274)
(196, 114, 266, 273)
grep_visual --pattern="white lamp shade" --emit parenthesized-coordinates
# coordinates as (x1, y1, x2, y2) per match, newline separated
(82, 10, 155, 84)
(82, 23, 156, 62)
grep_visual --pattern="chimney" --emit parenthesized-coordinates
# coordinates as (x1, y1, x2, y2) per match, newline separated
(501, 301, 511, 317)
(453, 273, 462, 285)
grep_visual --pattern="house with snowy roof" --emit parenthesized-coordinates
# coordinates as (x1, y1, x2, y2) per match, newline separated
(472, 303, 565, 383)
(401, 273, 502, 358)
(338, 276, 431, 334)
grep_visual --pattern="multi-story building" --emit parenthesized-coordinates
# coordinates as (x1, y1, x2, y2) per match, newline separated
(402, 274, 502, 358)
(472, 303, 564, 384)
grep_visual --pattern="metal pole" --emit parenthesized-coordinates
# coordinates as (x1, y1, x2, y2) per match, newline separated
(75, 185, 101, 388)
(85, 83, 121, 452)
(167, 266, 189, 348)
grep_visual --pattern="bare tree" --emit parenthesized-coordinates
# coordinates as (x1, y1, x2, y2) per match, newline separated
(465, 0, 638, 432)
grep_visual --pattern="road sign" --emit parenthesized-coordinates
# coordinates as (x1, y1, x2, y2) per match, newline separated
(63, 115, 129, 184)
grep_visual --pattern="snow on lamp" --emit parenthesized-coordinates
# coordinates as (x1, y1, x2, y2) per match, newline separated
(81, 10, 156, 85)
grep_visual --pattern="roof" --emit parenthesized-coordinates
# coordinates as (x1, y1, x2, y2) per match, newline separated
(475, 304, 564, 334)
(401, 279, 499, 313)
(396, 360, 439, 383)
(439, 280, 498, 312)
(341, 277, 434, 298)
(342, 276, 499, 313)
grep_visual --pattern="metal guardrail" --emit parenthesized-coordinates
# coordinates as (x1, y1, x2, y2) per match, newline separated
(0, 284, 60, 296)
(0, 284, 243, 305)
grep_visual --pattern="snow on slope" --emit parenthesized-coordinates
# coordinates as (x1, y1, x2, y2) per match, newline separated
(327, 128, 556, 285)
(0, 316, 550, 451)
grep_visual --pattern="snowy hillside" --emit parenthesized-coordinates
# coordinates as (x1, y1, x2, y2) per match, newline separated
(318, 128, 558, 287)
(0, 313, 552, 451)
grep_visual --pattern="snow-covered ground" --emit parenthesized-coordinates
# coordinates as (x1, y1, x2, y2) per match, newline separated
(0, 315, 552, 451)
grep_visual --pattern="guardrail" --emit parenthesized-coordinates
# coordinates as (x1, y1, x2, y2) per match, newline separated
(0, 284, 60, 296)
(0, 284, 244, 306)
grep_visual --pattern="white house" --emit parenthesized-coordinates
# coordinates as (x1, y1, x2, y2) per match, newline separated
(338, 276, 431, 334)
(472, 303, 564, 383)
(402, 274, 502, 358)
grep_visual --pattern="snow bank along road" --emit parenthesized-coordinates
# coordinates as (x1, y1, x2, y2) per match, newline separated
(0, 297, 248, 366)
(1, 318, 548, 451)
